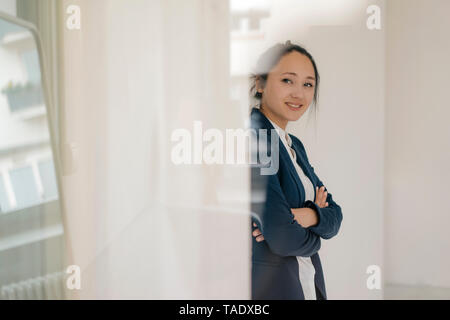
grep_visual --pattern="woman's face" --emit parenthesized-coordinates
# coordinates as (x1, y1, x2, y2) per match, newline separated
(257, 51, 316, 130)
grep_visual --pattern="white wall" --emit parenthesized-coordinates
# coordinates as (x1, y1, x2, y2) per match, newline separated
(385, 0, 450, 294)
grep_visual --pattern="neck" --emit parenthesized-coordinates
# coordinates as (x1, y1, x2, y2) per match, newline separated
(259, 105, 288, 130)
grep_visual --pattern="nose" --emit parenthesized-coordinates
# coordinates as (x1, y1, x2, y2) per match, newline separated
(290, 85, 306, 101)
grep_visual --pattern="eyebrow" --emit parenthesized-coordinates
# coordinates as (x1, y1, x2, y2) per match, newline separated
(281, 72, 315, 81)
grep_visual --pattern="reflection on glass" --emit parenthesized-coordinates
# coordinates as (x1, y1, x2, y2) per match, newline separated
(0, 17, 65, 300)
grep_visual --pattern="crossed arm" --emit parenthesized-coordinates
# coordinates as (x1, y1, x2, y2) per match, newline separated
(295, 136, 343, 240)
(253, 160, 342, 250)
(251, 173, 322, 257)
(253, 185, 329, 242)
(251, 136, 343, 255)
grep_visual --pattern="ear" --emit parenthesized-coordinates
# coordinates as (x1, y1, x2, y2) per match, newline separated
(255, 76, 264, 93)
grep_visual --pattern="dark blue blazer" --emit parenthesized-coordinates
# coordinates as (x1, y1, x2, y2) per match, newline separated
(250, 107, 343, 300)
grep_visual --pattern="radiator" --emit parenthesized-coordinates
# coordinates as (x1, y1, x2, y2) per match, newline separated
(0, 272, 65, 300)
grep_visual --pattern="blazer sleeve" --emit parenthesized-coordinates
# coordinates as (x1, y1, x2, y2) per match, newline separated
(252, 168, 321, 257)
(294, 137, 343, 240)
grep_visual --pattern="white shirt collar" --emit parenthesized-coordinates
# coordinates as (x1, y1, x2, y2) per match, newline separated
(267, 118, 292, 147)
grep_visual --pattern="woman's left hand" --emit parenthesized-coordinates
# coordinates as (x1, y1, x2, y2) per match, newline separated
(252, 185, 330, 240)
(291, 185, 329, 228)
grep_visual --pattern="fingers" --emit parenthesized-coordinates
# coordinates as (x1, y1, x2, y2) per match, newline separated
(252, 227, 265, 242)
(315, 186, 329, 208)
(322, 188, 328, 205)
(314, 186, 322, 206)
(252, 228, 262, 237)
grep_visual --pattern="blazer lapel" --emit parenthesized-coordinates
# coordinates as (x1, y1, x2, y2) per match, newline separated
(278, 139, 306, 203)
(251, 108, 308, 204)
(289, 137, 317, 202)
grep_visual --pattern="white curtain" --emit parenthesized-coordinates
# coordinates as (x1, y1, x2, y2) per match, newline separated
(59, 0, 250, 299)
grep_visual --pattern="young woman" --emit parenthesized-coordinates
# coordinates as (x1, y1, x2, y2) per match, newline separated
(250, 41, 343, 300)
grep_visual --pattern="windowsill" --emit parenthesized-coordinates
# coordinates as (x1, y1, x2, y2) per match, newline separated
(0, 223, 63, 252)
(10, 104, 47, 120)
(1, 31, 34, 51)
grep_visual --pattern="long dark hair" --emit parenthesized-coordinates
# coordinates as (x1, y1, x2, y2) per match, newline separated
(249, 40, 320, 118)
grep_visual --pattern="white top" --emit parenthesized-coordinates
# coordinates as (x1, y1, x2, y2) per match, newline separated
(267, 118, 317, 300)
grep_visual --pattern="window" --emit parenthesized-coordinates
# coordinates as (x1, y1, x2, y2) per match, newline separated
(9, 165, 40, 209)
(0, 174, 11, 213)
(21, 49, 41, 85)
(38, 158, 58, 200)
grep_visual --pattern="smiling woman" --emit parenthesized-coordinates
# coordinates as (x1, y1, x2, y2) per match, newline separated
(249, 40, 342, 300)
(250, 40, 320, 130)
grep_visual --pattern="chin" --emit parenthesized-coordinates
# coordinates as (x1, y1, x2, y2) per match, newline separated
(286, 111, 305, 122)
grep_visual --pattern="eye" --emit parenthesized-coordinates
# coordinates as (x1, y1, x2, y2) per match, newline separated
(282, 78, 293, 84)
(304, 82, 314, 88)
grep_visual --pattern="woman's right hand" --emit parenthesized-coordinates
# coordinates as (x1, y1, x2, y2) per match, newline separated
(252, 222, 265, 242)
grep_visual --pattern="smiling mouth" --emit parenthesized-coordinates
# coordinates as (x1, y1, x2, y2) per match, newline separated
(285, 102, 302, 109)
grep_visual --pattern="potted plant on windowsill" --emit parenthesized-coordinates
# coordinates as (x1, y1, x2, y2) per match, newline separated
(1, 81, 44, 113)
